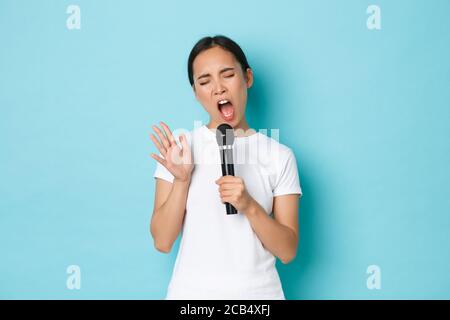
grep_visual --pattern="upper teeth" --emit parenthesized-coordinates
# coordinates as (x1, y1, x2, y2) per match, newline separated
(218, 100, 229, 105)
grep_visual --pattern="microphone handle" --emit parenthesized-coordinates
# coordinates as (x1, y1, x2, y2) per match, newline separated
(220, 149, 238, 215)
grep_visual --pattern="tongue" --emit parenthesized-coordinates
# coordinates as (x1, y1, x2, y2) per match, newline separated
(220, 103, 234, 119)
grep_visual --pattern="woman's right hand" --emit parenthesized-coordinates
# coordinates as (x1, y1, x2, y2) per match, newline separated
(150, 122, 194, 183)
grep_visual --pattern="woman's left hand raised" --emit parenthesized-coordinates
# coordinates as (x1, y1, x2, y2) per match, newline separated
(215, 175, 254, 213)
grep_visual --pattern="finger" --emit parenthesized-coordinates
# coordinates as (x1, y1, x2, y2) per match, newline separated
(215, 176, 239, 184)
(179, 135, 193, 165)
(150, 153, 167, 167)
(179, 134, 190, 153)
(152, 125, 170, 148)
(220, 190, 235, 197)
(160, 122, 176, 145)
(150, 133, 167, 156)
(219, 183, 236, 191)
(221, 196, 235, 204)
(152, 125, 170, 150)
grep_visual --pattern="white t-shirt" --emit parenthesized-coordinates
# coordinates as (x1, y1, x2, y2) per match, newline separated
(153, 125, 302, 300)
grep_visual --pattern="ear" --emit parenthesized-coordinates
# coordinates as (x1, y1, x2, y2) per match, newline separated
(245, 68, 254, 89)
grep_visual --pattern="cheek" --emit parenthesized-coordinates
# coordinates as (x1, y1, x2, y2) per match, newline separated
(232, 82, 248, 109)
(196, 89, 216, 110)
(195, 88, 208, 102)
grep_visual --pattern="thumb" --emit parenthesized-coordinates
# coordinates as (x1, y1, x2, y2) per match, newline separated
(179, 134, 189, 151)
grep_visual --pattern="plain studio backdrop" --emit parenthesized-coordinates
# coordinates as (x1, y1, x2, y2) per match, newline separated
(0, 0, 449, 299)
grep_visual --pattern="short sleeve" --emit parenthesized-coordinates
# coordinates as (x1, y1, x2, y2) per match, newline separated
(153, 157, 174, 183)
(273, 148, 302, 198)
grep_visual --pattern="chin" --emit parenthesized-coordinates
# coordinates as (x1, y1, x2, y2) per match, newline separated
(218, 117, 240, 127)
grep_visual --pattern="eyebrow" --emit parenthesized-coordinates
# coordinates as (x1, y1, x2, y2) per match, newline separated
(196, 67, 235, 81)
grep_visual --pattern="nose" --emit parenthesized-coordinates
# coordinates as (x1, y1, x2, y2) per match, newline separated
(213, 81, 226, 96)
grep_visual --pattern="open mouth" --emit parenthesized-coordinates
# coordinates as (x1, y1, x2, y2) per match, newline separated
(217, 99, 235, 121)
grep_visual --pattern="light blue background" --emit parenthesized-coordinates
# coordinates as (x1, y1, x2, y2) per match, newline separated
(1, 0, 449, 299)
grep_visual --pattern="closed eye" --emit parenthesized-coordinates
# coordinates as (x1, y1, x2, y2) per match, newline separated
(198, 72, 233, 85)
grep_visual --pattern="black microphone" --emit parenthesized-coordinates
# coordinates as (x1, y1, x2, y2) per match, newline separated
(216, 123, 238, 215)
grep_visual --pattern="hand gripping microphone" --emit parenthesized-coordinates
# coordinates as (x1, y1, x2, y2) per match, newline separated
(215, 123, 238, 215)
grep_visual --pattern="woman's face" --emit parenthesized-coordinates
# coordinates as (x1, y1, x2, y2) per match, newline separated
(192, 46, 253, 129)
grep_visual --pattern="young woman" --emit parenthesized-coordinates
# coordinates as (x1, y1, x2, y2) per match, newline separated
(150, 35, 303, 300)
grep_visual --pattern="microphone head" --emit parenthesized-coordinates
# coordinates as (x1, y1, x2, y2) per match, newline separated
(216, 123, 235, 147)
